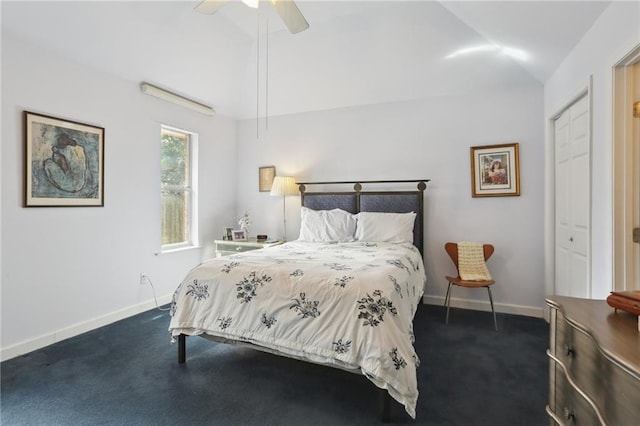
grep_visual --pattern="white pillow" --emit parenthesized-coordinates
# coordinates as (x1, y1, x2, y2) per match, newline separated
(298, 207, 357, 242)
(355, 211, 416, 244)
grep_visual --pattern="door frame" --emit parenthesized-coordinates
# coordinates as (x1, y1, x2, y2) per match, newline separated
(612, 43, 640, 291)
(544, 77, 593, 302)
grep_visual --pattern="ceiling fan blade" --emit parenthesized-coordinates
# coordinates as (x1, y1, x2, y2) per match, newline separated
(271, 0, 309, 34)
(195, 0, 229, 15)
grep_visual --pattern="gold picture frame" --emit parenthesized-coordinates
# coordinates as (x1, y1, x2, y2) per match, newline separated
(259, 166, 276, 192)
(470, 143, 520, 197)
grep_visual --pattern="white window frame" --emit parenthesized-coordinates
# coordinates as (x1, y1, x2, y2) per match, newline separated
(160, 125, 199, 253)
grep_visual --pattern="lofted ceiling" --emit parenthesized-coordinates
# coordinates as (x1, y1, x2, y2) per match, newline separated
(1, 1, 611, 119)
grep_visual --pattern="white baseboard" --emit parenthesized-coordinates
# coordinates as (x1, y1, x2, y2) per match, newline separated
(1, 294, 172, 362)
(422, 294, 545, 318)
(2, 294, 543, 362)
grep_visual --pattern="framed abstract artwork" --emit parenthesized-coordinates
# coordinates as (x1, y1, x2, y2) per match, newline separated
(24, 111, 104, 207)
(470, 143, 520, 197)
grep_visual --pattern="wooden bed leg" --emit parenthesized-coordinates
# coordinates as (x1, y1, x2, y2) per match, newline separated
(380, 388, 391, 423)
(178, 334, 186, 364)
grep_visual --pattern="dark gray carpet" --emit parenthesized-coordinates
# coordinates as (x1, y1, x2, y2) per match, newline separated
(1, 304, 548, 425)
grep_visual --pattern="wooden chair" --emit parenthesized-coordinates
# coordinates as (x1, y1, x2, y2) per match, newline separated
(444, 242, 498, 330)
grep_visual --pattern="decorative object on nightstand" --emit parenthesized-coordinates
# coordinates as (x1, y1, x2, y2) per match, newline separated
(214, 238, 284, 257)
(222, 227, 233, 240)
(237, 210, 252, 237)
(232, 229, 247, 241)
(270, 176, 298, 241)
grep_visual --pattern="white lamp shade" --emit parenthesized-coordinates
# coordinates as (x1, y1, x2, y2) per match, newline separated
(270, 176, 298, 196)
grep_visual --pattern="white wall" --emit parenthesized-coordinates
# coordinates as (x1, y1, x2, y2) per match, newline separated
(544, 1, 640, 299)
(0, 34, 237, 360)
(235, 84, 546, 317)
(7, 0, 607, 358)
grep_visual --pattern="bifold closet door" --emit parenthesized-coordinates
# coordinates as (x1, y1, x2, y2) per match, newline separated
(555, 94, 590, 297)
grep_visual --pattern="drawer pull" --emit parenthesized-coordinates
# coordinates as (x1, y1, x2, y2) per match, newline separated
(563, 407, 575, 421)
(546, 350, 607, 425)
(565, 345, 575, 357)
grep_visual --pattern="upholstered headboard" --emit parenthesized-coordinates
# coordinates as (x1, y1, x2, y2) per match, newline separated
(298, 180, 429, 255)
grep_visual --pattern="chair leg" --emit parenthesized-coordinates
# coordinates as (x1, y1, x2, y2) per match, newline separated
(445, 282, 453, 325)
(487, 286, 498, 331)
(444, 282, 452, 307)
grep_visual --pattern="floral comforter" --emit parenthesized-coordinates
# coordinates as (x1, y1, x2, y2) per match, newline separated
(169, 241, 426, 418)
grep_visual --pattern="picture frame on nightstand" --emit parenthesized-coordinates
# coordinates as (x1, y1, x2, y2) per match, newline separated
(232, 230, 247, 241)
(223, 227, 233, 240)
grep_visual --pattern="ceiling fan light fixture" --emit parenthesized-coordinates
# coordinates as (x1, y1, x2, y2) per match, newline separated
(242, 0, 259, 8)
(196, 0, 309, 34)
(271, 0, 309, 34)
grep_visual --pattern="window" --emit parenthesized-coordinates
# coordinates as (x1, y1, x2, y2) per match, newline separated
(160, 126, 198, 251)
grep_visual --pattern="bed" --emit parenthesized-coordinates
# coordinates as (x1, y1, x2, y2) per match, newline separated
(169, 180, 429, 420)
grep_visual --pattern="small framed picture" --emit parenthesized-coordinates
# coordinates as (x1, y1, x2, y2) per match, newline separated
(259, 166, 276, 192)
(470, 142, 520, 197)
(232, 229, 247, 241)
(223, 227, 234, 240)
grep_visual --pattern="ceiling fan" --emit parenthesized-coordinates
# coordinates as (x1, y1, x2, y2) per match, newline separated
(195, 0, 310, 34)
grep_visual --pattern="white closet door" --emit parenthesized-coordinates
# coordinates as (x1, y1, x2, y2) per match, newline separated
(555, 94, 590, 297)
(631, 63, 640, 290)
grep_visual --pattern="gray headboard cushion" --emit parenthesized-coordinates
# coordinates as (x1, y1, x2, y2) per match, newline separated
(299, 181, 428, 255)
(300, 193, 358, 214)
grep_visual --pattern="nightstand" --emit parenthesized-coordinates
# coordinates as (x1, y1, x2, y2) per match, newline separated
(214, 238, 284, 257)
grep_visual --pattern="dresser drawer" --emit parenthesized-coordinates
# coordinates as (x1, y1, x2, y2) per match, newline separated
(556, 311, 605, 409)
(214, 239, 284, 257)
(547, 350, 604, 425)
(601, 360, 640, 424)
(216, 243, 257, 254)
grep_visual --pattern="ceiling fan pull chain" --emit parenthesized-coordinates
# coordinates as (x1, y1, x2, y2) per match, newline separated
(266, 13, 269, 131)
(256, 5, 260, 139)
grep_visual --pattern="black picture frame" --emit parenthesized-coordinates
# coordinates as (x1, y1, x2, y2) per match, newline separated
(24, 111, 105, 207)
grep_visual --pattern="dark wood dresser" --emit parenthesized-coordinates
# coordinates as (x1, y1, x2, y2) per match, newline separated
(545, 296, 640, 425)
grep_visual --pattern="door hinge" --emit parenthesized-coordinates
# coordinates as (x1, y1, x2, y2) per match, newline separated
(633, 228, 640, 243)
